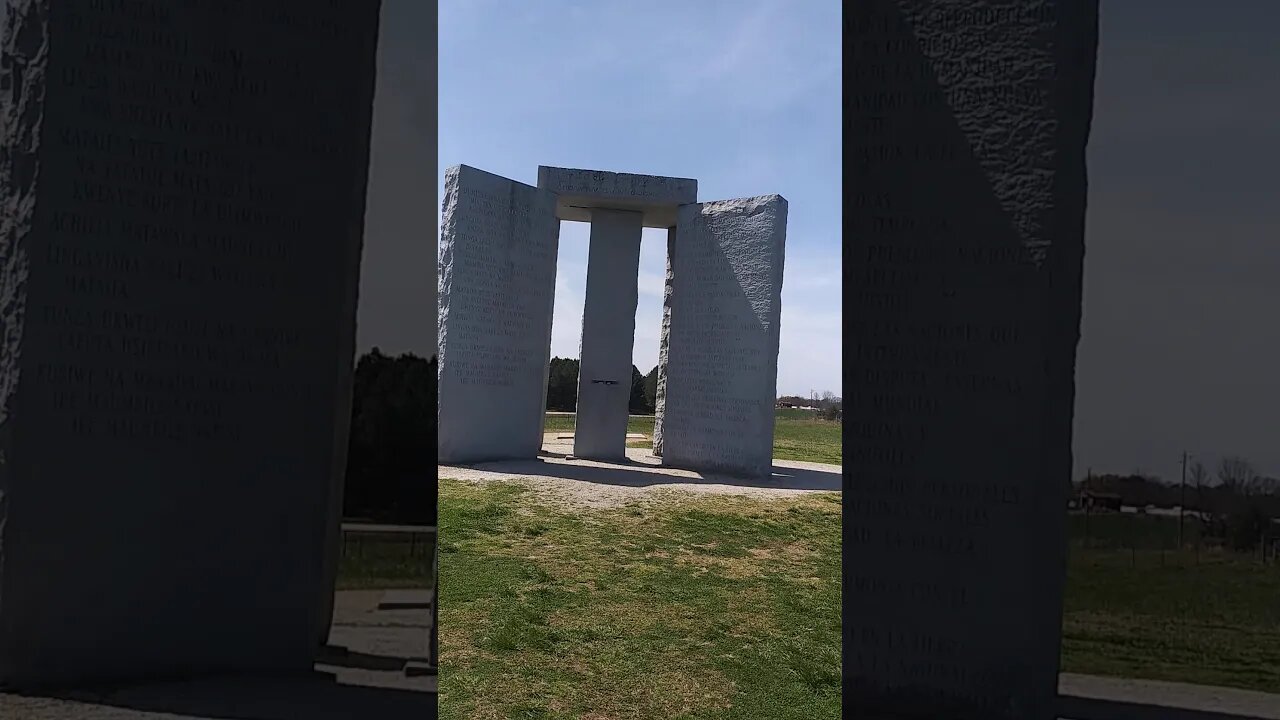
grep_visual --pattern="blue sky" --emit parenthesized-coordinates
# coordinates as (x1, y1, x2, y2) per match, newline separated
(437, 0, 842, 398)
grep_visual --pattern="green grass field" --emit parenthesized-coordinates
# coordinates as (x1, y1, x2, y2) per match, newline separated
(544, 409, 842, 465)
(442, 414, 1280, 698)
(431, 477, 1280, 700)
(1062, 512, 1280, 692)
(437, 478, 841, 720)
(335, 538, 434, 590)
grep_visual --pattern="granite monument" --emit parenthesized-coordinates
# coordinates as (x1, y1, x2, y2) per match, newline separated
(438, 165, 786, 479)
(0, 0, 381, 687)
(845, 1, 1099, 717)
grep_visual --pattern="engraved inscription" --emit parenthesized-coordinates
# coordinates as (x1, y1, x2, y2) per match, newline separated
(845, 1, 1094, 715)
(25, 1, 370, 453)
(663, 197, 786, 476)
(437, 166, 560, 461)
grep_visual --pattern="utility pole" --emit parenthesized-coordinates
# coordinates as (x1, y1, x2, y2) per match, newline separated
(1083, 467, 1092, 548)
(1179, 452, 1189, 549)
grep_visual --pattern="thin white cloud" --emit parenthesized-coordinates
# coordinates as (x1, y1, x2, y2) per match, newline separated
(664, 0, 840, 112)
(695, 2, 779, 80)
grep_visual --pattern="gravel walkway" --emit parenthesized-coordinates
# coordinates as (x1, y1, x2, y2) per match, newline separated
(1058, 673, 1280, 719)
(438, 436, 843, 509)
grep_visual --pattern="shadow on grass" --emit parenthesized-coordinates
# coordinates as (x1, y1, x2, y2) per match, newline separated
(11, 670, 435, 720)
(456, 453, 842, 491)
(1058, 695, 1274, 720)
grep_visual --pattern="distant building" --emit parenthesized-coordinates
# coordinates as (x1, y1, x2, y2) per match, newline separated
(1079, 490, 1122, 512)
(775, 400, 826, 413)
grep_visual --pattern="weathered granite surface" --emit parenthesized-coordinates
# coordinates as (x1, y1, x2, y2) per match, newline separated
(844, 1, 1099, 717)
(436, 165, 558, 463)
(0, 0, 380, 688)
(536, 166, 696, 228)
(573, 209, 643, 461)
(651, 227, 677, 457)
(660, 196, 787, 479)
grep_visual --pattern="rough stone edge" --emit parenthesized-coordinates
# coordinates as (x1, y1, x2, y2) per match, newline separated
(435, 166, 461, 458)
(693, 193, 786, 215)
(651, 226, 676, 456)
(0, 0, 47, 685)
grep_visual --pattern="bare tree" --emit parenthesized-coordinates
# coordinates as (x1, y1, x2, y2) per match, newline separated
(1218, 456, 1256, 496)
(1254, 476, 1280, 496)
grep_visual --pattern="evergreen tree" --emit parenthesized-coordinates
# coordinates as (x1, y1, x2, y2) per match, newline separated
(629, 365, 649, 413)
(344, 349, 436, 524)
(545, 357, 580, 411)
(643, 365, 659, 411)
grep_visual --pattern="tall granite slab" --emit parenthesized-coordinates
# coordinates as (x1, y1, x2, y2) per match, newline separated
(573, 209, 643, 460)
(845, 2, 1099, 718)
(0, 0, 381, 688)
(660, 196, 787, 479)
(437, 165, 559, 463)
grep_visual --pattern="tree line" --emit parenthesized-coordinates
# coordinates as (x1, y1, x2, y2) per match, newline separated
(777, 391, 842, 421)
(1074, 455, 1280, 552)
(344, 348, 436, 524)
(777, 391, 842, 411)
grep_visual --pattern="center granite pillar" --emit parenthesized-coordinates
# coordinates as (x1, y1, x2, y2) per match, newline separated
(573, 209, 644, 460)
